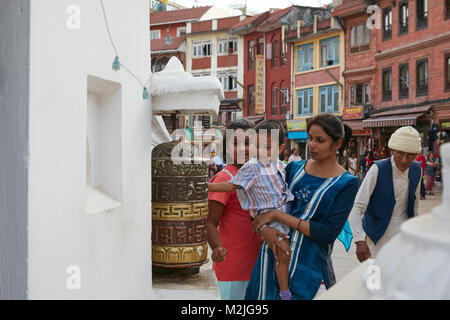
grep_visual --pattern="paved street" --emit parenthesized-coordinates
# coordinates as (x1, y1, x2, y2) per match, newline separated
(152, 192, 443, 300)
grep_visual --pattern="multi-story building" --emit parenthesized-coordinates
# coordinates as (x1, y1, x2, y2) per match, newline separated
(230, 6, 295, 134)
(288, 7, 344, 158)
(150, 6, 231, 131)
(333, 0, 450, 155)
(185, 15, 246, 129)
(150, 6, 216, 72)
(230, 6, 336, 153)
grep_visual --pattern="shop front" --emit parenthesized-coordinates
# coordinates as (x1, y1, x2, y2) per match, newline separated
(286, 119, 308, 159)
(362, 104, 433, 158)
(343, 106, 372, 157)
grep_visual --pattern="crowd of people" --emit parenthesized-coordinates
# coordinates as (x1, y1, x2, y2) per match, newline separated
(203, 115, 444, 300)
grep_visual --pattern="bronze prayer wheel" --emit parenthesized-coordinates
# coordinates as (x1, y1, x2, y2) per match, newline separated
(151, 141, 209, 268)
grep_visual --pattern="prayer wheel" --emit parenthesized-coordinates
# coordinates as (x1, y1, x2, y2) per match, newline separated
(151, 141, 209, 270)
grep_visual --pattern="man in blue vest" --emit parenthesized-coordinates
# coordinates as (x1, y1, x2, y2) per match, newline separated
(349, 126, 422, 262)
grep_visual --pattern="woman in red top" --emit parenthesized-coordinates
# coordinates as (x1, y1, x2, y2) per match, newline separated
(207, 119, 262, 300)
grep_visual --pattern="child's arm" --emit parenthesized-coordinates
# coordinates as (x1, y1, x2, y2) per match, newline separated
(208, 182, 239, 193)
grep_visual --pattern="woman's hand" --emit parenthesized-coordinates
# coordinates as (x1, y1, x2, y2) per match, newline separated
(252, 210, 278, 233)
(259, 227, 290, 266)
(211, 246, 228, 263)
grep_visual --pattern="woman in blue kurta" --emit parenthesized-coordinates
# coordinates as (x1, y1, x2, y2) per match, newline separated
(245, 114, 359, 300)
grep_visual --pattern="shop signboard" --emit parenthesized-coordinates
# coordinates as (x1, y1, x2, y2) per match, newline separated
(255, 54, 265, 115)
(343, 106, 364, 120)
(287, 119, 307, 131)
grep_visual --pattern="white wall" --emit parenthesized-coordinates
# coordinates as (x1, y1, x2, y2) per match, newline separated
(0, 0, 30, 299)
(27, 0, 153, 299)
(200, 7, 234, 21)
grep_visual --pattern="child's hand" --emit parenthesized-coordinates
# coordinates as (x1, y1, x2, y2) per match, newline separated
(211, 246, 228, 263)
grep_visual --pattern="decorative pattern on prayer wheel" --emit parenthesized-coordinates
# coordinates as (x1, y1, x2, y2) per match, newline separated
(151, 141, 209, 268)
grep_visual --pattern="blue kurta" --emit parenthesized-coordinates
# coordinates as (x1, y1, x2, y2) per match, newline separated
(245, 160, 359, 300)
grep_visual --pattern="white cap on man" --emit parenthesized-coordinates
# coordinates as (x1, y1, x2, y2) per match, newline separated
(388, 126, 422, 154)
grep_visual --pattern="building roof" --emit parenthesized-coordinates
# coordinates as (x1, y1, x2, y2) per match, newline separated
(228, 7, 293, 34)
(331, 0, 368, 18)
(257, 6, 294, 31)
(150, 6, 212, 26)
(228, 11, 268, 34)
(151, 36, 185, 52)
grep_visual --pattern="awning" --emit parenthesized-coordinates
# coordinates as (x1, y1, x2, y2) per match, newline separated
(246, 115, 265, 124)
(363, 105, 432, 128)
(363, 112, 425, 127)
(288, 131, 307, 140)
(343, 120, 365, 131)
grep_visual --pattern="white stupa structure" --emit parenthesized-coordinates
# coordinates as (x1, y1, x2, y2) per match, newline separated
(318, 143, 450, 299)
(149, 56, 223, 149)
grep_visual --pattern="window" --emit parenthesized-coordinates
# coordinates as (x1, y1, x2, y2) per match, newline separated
(320, 37, 340, 67)
(350, 24, 370, 53)
(176, 27, 186, 36)
(446, 0, 450, 19)
(349, 84, 370, 105)
(416, 0, 428, 30)
(399, 2, 409, 34)
(256, 37, 264, 55)
(383, 7, 392, 40)
(399, 64, 409, 99)
(280, 88, 289, 115)
(248, 40, 255, 70)
(192, 40, 211, 57)
(151, 56, 169, 72)
(150, 30, 161, 40)
(219, 38, 238, 55)
(218, 72, 237, 91)
(297, 88, 313, 116)
(281, 38, 288, 66)
(272, 40, 279, 68)
(248, 85, 255, 115)
(297, 43, 314, 72)
(271, 86, 279, 115)
(319, 85, 339, 113)
(416, 59, 428, 96)
(446, 54, 450, 91)
(382, 67, 392, 101)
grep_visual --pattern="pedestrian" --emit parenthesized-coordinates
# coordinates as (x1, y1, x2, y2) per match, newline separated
(208, 120, 294, 300)
(349, 126, 422, 262)
(288, 148, 303, 163)
(366, 151, 374, 170)
(206, 118, 262, 300)
(245, 114, 359, 300)
(213, 151, 225, 175)
(416, 150, 426, 200)
(279, 148, 289, 165)
(347, 153, 358, 176)
(359, 152, 368, 181)
(424, 150, 439, 196)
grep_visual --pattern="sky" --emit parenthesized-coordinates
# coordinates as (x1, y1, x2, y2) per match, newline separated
(172, 0, 332, 15)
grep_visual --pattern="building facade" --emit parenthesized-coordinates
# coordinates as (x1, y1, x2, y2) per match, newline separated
(150, 6, 231, 131)
(185, 15, 245, 129)
(334, 0, 450, 157)
(288, 7, 344, 158)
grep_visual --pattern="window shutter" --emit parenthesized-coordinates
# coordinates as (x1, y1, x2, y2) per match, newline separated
(266, 43, 272, 60)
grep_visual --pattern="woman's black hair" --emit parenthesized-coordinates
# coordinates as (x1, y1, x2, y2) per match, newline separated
(306, 113, 352, 155)
(222, 118, 255, 162)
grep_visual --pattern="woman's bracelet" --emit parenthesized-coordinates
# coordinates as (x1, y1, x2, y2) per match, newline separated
(258, 224, 269, 235)
(297, 219, 303, 232)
